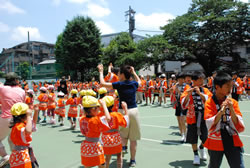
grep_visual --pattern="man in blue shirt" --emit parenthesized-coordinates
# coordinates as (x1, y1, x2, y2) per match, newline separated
(98, 64, 141, 167)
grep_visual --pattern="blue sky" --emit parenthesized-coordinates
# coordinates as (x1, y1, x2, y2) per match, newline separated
(0, 0, 248, 51)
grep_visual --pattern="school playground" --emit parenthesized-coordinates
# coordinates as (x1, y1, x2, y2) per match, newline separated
(3, 98, 250, 168)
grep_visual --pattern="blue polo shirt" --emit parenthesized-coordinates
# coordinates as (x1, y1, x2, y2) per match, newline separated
(112, 80, 138, 109)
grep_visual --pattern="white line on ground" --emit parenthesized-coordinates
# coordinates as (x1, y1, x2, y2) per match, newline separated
(141, 124, 250, 138)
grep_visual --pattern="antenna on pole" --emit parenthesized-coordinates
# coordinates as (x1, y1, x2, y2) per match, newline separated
(125, 6, 136, 40)
(28, 31, 32, 79)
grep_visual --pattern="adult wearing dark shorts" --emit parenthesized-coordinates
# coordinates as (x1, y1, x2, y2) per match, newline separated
(98, 64, 141, 167)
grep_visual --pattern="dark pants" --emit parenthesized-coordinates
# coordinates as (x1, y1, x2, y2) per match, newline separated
(232, 93, 239, 101)
(208, 147, 244, 168)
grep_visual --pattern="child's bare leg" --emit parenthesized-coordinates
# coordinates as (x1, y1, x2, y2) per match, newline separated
(105, 154, 112, 168)
(117, 152, 123, 168)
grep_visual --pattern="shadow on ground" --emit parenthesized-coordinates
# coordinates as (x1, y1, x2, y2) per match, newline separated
(161, 140, 184, 145)
(169, 160, 207, 168)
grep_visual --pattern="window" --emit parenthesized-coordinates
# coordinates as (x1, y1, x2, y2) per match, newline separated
(246, 47, 250, 54)
(33, 45, 40, 51)
(47, 65, 51, 70)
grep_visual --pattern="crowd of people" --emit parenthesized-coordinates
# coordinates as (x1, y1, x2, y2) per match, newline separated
(0, 63, 249, 168)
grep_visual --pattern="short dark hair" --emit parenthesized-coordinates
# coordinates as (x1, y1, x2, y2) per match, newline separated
(9, 114, 26, 128)
(184, 71, 192, 78)
(4, 79, 18, 86)
(120, 65, 132, 80)
(176, 72, 185, 79)
(111, 67, 120, 75)
(191, 71, 205, 80)
(214, 72, 232, 88)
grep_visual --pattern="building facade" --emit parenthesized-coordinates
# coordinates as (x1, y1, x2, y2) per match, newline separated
(0, 41, 55, 73)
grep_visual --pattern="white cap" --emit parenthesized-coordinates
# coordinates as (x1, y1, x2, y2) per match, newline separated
(58, 91, 65, 96)
(27, 89, 34, 95)
(161, 74, 166, 78)
(40, 87, 47, 92)
(171, 74, 176, 78)
(48, 85, 54, 90)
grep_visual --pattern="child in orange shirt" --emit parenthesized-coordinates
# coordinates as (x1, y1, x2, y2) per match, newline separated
(37, 87, 48, 123)
(101, 96, 129, 168)
(66, 89, 78, 129)
(32, 82, 38, 95)
(25, 89, 34, 111)
(79, 96, 111, 168)
(56, 91, 66, 126)
(204, 72, 245, 168)
(9, 103, 39, 168)
(78, 90, 86, 117)
(47, 85, 56, 124)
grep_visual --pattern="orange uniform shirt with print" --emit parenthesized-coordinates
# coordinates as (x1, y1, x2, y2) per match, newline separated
(9, 122, 32, 168)
(25, 96, 34, 110)
(66, 97, 78, 118)
(204, 98, 245, 151)
(180, 85, 212, 124)
(102, 112, 128, 155)
(48, 93, 56, 109)
(79, 116, 110, 167)
(55, 98, 66, 117)
(37, 93, 48, 111)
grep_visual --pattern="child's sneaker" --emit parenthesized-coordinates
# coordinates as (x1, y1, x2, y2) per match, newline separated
(129, 160, 136, 167)
(193, 155, 200, 165)
(0, 155, 10, 167)
(199, 148, 207, 160)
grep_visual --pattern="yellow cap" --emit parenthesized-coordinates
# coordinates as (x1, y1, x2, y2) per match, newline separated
(82, 96, 100, 108)
(71, 89, 78, 95)
(102, 96, 114, 107)
(98, 87, 107, 95)
(86, 89, 96, 97)
(11, 103, 29, 116)
(79, 90, 86, 96)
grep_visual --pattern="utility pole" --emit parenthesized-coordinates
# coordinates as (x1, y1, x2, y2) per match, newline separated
(28, 31, 32, 79)
(125, 6, 136, 40)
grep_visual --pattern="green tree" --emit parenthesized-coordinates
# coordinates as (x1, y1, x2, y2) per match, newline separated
(136, 35, 191, 73)
(55, 16, 102, 81)
(17, 62, 30, 80)
(102, 32, 145, 70)
(162, 0, 249, 75)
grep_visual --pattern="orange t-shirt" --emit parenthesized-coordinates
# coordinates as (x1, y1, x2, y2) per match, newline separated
(9, 122, 32, 168)
(104, 73, 119, 83)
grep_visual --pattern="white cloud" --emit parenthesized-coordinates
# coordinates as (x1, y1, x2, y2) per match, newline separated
(0, 22, 10, 32)
(239, 0, 248, 3)
(82, 3, 111, 18)
(135, 12, 175, 31)
(95, 21, 115, 34)
(11, 26, 41, 42)
(0, 0, 25, 14)
(67, 0, 89, 4)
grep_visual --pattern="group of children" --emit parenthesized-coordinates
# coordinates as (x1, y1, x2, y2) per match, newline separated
(6, 68, 249, 168)
(169, 71, 246, 167)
